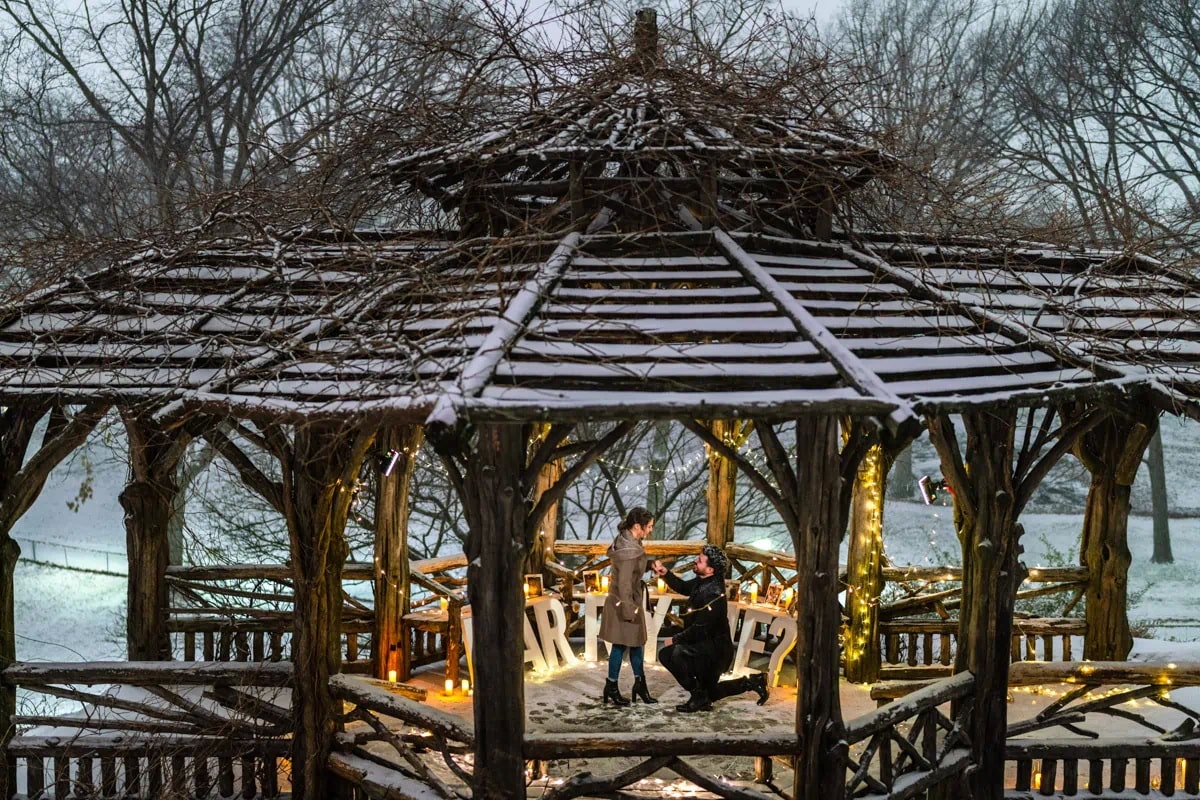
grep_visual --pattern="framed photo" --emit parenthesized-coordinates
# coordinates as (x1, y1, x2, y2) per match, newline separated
(583, 570, 600, 594)
(766, 584, 783, 606)
(523, 574, 544, 598)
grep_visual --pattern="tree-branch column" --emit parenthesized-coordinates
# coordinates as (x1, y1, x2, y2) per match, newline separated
(791, 415, 847, 800)
(121, 413, 193, 661)
(1074, 410, 1156, 660)
(279, 421, 375, 800)
(929, 409, 1020, 800)
(844, 442, 886, 683)
(458, 423, 527, 799)
(373, 425, 422, 681)
(704, 419, 744, 547)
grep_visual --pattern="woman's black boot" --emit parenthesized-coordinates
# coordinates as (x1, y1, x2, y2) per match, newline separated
(603, 678, 631, 706)
(631, 675, 658, 704)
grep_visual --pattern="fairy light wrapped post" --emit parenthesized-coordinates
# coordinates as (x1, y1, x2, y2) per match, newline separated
(844, 442, 887, 684)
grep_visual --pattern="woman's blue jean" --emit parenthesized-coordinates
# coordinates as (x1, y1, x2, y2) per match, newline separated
(607, 643, 645, 681)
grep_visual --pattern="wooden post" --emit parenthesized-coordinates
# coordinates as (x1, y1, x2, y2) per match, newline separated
(283, 422, 375, 800)
(844, 442, 886, 684)
(459, 423, 528, 800)
(704, 420, 742, 547)
(1147, 427, 1173, 564)
(121, 413, 193, 661)
(0, 533, 17, 795)
(373, 425, 423, 681)
(791, 415, 847, 800)
(1074, 410, 1156, 660)
(526, 424, 562, 576)
(929, 409, 1021, 800)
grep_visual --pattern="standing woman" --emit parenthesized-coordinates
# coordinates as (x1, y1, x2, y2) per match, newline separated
(598, 507, 658, 706)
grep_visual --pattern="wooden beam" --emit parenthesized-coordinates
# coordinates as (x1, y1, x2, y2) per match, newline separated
(373, 425, 423, 681)
(3, 660, 294, 686)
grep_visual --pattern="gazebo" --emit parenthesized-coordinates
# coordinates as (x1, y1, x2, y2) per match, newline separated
(2, 10, 1200, 800)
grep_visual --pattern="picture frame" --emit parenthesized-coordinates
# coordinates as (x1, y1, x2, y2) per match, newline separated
(766, 584, 783, 606)
(582, 570, 600, 594)
(523, 574, 544, 598)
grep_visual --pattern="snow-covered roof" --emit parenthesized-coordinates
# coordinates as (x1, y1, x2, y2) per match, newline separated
(0, 224, 1175, 427)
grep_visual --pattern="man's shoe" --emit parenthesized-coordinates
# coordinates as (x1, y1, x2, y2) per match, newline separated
(674, 693, 712, 713)
(750, 673, 769, 705)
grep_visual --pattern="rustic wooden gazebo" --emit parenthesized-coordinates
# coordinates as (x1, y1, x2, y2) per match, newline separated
(3, 10, 1200, 800)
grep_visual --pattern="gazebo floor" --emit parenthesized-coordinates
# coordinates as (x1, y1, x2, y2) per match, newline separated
(407, 660, 881, 736)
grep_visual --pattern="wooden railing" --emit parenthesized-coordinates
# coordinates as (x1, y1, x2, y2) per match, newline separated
(328, 674, 472, 799)
(880, 618, 1087, 678)
(844, 671, 974, 797)
(3, 661, 293, 799)
(1002, 661, 1200, 798)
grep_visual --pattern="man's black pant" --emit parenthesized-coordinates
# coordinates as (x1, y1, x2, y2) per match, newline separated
(660, 643, 751, 700)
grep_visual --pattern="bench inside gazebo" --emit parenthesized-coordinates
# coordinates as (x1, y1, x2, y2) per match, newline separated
(4, 9, 1200, 800)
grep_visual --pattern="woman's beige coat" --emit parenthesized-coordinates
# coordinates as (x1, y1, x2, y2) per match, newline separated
(599, 529, 649, 647)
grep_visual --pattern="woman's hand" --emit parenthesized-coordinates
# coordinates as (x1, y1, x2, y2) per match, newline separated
(652, 560, 666, 576)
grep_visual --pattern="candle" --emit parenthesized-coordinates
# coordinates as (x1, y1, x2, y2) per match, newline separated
(749, 583, 759, 604)
(445, 679, 455, 696)
(656, 577, 666, 594)
(523, 582, 531, 597)
(782, 587, 794, 606)
(438, 597, 449, 612)
(387, 669, 397, 683)
(601, 576, 610, 592)
(461, 678, 470, 694)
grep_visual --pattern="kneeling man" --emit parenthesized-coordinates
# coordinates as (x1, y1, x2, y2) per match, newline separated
(653, 545, 769, 712)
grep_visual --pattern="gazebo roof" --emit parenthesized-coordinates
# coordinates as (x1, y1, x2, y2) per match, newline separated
(1, 225, 1187, 427)
(389, 67, 894, 213)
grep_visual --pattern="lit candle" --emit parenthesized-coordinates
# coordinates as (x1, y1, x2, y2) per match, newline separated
(523, 582, 531, 597)
(782, 587, 794, 606)
(461, 678, 470, 694)
(438, 597, 449, 612)
(387, 669, 398, 683)
(601, 576, 610, 592)
(445, 679, 455, 696)
(656, 578, 666, 594)
(749, 583, 759, 604)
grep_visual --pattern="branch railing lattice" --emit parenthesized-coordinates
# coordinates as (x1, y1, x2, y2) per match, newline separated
(844, 671, 975, 798)
(1003, 661, 1200, 798)
(2, 661, 293, 799)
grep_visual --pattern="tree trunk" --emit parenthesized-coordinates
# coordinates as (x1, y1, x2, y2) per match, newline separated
(373, 425, 423, 681)
(705, 420, 739, 547)
(953, 410, 1021, 800)
(457, 423, 528, 800)
(887, 444, 915, 500)
(844, 443, 886, 684)
(791, 416, 846, 800)
(1148, 427, 1172, 564)
(1076, 413, 1155, 660)
(283, 422, 374, 800)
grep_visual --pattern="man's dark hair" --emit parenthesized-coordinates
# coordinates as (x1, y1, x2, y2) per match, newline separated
(701, 544, 728, 578)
